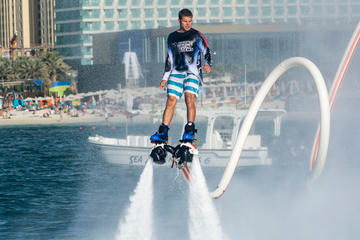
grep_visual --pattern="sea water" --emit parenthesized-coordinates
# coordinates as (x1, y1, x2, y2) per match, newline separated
(1, 113, 360, 240)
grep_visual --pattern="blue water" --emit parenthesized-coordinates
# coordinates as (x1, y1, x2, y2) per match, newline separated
(1, 114, 360, 240)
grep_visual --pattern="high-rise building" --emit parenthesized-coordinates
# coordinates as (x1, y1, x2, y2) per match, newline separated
(0, 0, 55, 50)
(54, 0, 360, 67)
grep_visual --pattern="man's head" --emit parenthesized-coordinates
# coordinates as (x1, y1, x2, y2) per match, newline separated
(178, 9, 193, 32)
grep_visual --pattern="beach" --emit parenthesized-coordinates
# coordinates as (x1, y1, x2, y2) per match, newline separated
(0, 109, 130, 127)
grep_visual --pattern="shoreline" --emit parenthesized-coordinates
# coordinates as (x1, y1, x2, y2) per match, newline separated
(0, 110, 328, 128)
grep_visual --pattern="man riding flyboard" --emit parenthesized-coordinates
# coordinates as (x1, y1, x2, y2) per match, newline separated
(149, 8, 212, 166)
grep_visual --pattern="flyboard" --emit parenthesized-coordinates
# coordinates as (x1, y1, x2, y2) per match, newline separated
(150, 140, 198, 183)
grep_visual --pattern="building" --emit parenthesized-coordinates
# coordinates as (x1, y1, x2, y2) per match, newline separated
(90, 22, 356, 89)
(54, 0, 360, 67)
(0, 0, 55, 51)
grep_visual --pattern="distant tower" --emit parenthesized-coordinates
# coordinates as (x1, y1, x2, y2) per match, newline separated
(122, 39, 143, 88)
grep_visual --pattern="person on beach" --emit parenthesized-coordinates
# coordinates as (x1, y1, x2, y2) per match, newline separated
(150, 8, 212, 143)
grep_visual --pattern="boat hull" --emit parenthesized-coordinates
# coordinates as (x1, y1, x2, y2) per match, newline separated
(89, 138, 271, 167)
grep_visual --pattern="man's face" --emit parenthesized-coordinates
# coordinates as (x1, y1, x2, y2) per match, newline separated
(178, 16, 192, 32)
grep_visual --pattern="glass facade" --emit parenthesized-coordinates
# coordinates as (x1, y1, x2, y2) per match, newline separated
(55, 0, 360, 66)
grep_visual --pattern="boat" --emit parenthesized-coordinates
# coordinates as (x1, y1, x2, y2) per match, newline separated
(88, 109, 285, 167)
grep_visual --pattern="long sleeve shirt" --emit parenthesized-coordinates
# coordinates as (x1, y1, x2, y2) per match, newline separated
(162, 28, 212, 85)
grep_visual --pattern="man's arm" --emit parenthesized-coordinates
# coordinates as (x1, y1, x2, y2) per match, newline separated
(198, 32, 212, 73)
(161, 38, 174, 88)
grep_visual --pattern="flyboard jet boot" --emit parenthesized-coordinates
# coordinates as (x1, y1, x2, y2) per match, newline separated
(174, 122, 198, 164)
(150, 123, 169, 164)
(181, 122, 197, 142)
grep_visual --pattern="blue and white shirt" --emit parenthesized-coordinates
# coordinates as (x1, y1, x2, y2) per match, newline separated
(162, 28, 212, 85)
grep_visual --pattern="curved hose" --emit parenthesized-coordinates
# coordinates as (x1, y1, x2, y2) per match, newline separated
(210, 57, 330, 199)
(310, 21, 360, 174)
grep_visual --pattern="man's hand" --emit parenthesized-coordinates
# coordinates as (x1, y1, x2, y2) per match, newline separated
(203, 64, 211, 73)
(160, 80, 167, 91)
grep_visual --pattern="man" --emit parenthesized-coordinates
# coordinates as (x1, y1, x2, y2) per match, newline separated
(150, 8, 212, 143)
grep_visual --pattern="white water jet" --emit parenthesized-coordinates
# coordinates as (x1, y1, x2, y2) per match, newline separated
(188, 156, 227, 240)
(115, 160, 153, 240)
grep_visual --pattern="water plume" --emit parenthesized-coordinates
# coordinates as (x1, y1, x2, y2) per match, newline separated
(188, 156, 227, 240)
(115, 160, 153, 240)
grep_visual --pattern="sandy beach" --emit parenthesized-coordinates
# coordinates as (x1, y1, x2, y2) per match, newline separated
(0, 109, 131, 127)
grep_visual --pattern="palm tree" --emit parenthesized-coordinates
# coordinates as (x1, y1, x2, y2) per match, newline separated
(41, 51, 71, 96)
(13, 56, 32, 81)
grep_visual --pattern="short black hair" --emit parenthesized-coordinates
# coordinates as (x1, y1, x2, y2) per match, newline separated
(178, 8, 193, 20)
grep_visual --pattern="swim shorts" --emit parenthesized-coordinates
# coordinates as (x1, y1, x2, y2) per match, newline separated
(167, 73, 200, 100)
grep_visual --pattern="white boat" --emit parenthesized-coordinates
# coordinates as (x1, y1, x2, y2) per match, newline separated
(88, 109, 285, 167)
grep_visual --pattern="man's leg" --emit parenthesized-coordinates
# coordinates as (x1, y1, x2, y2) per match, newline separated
(150, 95, 178, 143)
(184, 92, 196, 123)
(162, 95, 178, 126)
(181, 92, 197, 141)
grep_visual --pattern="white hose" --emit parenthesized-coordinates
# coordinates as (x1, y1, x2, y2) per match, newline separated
(211, 57, 330, 199)
(310, 21, 360, 174)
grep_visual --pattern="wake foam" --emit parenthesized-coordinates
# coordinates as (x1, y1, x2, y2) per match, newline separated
(115, 160, 153, 240)
(188, 156, 227, 240)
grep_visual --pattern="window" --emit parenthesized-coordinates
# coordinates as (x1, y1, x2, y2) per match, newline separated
(287, 6, 297, 15)
(223, 0, 232, 4)
(56, 35, 81, 45)
(104, 9, 114, 18)
(105, 0, 113, 6)
(158, 0, 166, 5)
(236, 0, 245, 4)
(184, 0, 193, 4)
(170, 20, 178, 26)
(248, 0, 257, 4)
(145, 20, 154, 28)
(158, 8, 167, 17)
(274, 7, 284, 16)
(105, 21, 114, 30)
(262, 7, 271, 16)
(56, 23, 80, 33)
(118, 9, 127, 18)
(92, 22, 101, 30)
(210, 7, 219, 17)
(144, 0, 153, 5)
(131, 21, 141, 29)
(236, 7, 245, 16)
(81, 10, 100, 18)
(81, 46, 91, 55)
(223, 7, 233, 17)
(235, 19, 246, 24)
(158, 20, 168, 27)
(273, 0, 283, 4)
(197, 8, 207, 17)
(300, 6, 310, 15)
(118, 21, 128, 30)
(144, 9, 154, 18)
(132, 0, 140, 5)
(248, 7, 258, 16)
(118, 0, 126, 6)
(171, 0, 179, 5)
(262, 0, 270, 3)
(197, 0, 206, 4)
(210, 0, 219, 4)
(131, 9, 140, 18)
(56, 11, 80, 21)
(81, 35, 92, 43)
(171, 8, 180, 17)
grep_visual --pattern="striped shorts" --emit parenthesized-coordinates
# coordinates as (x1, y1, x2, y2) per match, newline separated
(167, 73, 200, 100)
